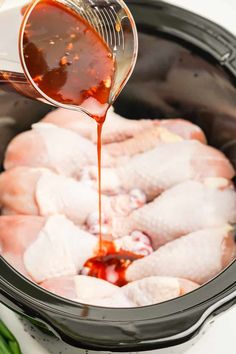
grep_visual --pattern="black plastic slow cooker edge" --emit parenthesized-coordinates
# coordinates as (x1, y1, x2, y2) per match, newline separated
(1, 0, 236, 351)
(129, 0, 236, 74)
(1, 258, 236, 351)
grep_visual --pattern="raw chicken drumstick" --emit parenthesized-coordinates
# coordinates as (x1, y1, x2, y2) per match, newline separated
(104, 119, 207, 158)
(42, 107, 155, 144)
(0, 215, 45, 278)
(112, 181, 236, 248)
(0, 215, 153, 283)
(42, 275, 134, 307)
(0, 167, 101, 225)
(121, 276, 199, 307)
(4, 123, 113, 178)
(92, 140, 234, 199)
(126, 225, 235, 284)
(0, 215, 97, 283)
(104, 126, 183, 158)
(158, 119, 206, 143)
(0, 167, 147, 227)
(41, 275, 199, 307)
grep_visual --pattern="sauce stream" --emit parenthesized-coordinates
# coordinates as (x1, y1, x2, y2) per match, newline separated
(97, 123, 103, 250)
(22, 0, 139, 286)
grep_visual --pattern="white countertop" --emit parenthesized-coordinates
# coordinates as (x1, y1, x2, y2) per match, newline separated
(1, 1, 236, 353)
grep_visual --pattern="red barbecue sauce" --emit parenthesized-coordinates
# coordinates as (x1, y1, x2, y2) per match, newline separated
(83, 240, 143, 287)
(23, 0, 139, 286)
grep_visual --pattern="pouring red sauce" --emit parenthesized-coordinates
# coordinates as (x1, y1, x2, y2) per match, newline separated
(83, 240, 143, 286)
(22, 0, 139, 286)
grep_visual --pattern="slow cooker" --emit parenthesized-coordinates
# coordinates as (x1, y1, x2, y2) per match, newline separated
(1, 1, 236, 352)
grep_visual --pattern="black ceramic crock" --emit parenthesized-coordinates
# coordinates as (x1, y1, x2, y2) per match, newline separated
(1, 0, 236, 352)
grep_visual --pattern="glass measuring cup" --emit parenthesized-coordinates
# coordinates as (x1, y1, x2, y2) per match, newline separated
(0, 0, 138, 116)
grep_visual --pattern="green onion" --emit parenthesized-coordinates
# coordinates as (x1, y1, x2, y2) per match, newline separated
(0, 320, 22, 354)
(0, 320, 15, 341)
(8, 340, 22, 354)
(0, 333, 13, 354)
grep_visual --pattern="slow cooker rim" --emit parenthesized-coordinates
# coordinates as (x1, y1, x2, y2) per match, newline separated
(1, 256, 236, 318)
(1, 258, 236, 350)
(130, 0, 236, 77)
(1, 0, 236, 350)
